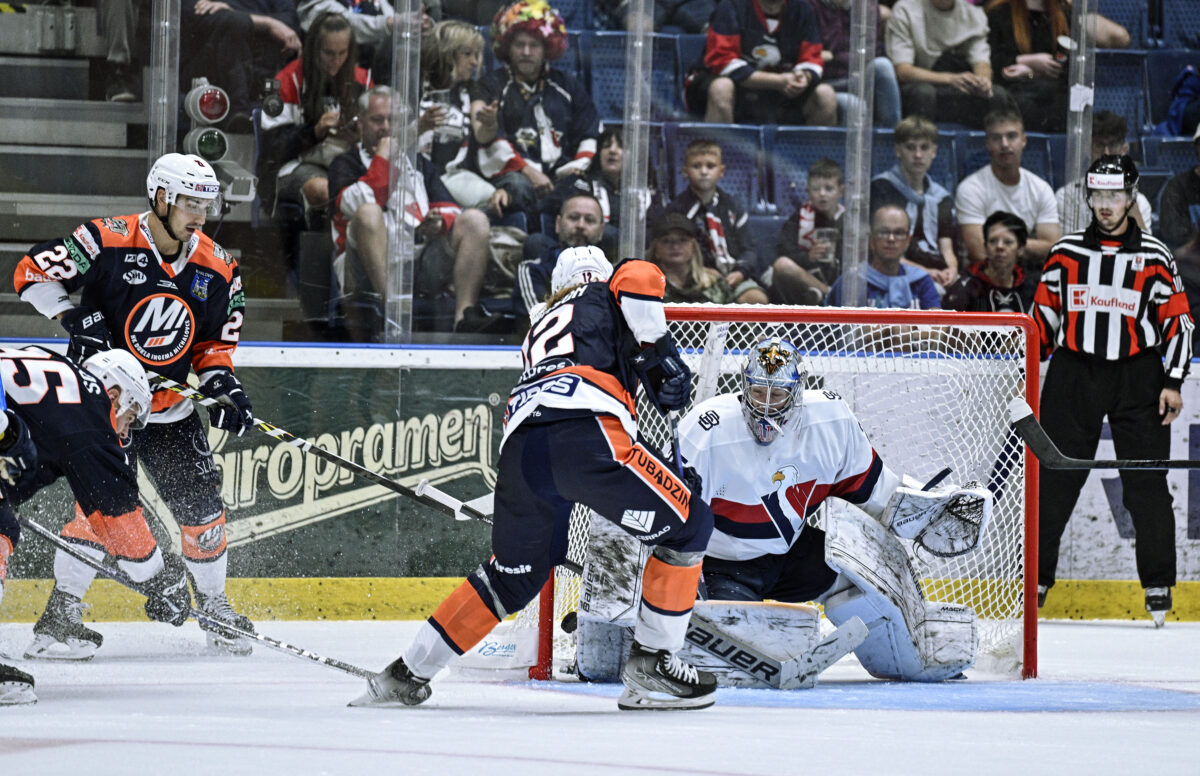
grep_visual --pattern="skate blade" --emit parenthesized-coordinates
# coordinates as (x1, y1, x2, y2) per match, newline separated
(0, 682, 37, 706)
(1151, 612, 1167, 628)
(617, 686, 715, 711)
(204, 632, 254, 657)
(23, 635, 97, 661)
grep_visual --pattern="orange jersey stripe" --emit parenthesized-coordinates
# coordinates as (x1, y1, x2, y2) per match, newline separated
(609, 260, 666, 302)
(641, 555, 702, 615)
(597, 415, 690, 519)
(429, 578, 502, 653)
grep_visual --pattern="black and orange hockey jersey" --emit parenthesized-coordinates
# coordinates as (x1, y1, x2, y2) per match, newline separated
(14, 212, 244, 420)
(502, 259, 669, 447)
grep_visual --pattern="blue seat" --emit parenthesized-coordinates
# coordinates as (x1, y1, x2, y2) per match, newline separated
(766, 127, 848, 211)
(662, 122, 765, 210)
(869, 129, 959, 195)
(587, 32, 683, 122)
(956, 130, 1054, 186)
(554, 0, 592, 31)
(1094, 49, 1151, 133)
(676, 34, 706, 116)
(560, 31, 587, 84)
(1097, 0, 1148, 48)
(1141, 136, 1198, 173)
(1146, 50, 1199, 128)
(743, 214, 785, 269)
(1162, 0, 1200, 49)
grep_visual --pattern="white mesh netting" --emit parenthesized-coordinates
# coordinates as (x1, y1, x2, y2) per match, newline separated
(512, 306, 1036, 679)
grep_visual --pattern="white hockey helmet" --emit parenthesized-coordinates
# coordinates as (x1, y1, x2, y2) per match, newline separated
(83, 349, 153, 430)
(741, 337, 807, 445)
(146, 153, 222, 215)
(550, 245, 612, 295)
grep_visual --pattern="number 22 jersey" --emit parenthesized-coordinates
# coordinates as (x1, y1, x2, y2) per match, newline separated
(13, 212, 244, 422)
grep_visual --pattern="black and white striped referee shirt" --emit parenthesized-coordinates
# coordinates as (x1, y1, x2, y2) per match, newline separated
(1032, 221, 1194, 387)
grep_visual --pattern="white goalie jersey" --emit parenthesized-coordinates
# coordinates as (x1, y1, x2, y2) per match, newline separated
(677, 391, 902, 561)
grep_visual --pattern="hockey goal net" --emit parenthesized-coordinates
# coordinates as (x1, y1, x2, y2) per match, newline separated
(462, 305, 1039, 680)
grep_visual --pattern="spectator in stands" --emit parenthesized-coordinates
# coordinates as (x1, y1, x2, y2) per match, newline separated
(826, 203, 942, 308)
(512, 193, 607, 334)
(328, 86, 491, 336)
(663, 139, 770, 303)
(885, 0, 1010, 130)
(1158, 125, 1200, 251)
(943, 210, 1036, 311)
(298, 0, 439, 54)
(955, 107, 1060, 271)
(480, 0, 601, 208)
(772, 158, 845, 305)
(984, 0, 1129, 131)
(260, 12, 373, 228)
(419, 20, 536, 220)
(683, 0, 838, 126)
(647, 213, 763, 303)
(1055, 111, 1151, 234)
(184, 0, 302, 123)
(870, 115, 958, 287)
(543, 126, 660, 260)
(807, 0, 902, 127)
(101, 0, 139, 102)
(607, 0, 717, 33)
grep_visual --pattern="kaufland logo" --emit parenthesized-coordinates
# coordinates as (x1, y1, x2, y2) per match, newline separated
(1068, 285, 1136, 315)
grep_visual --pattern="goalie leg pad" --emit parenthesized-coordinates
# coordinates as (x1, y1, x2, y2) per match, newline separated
(823, 510, 978, 681)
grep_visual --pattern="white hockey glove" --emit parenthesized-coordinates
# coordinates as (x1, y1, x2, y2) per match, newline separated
(884, 480, 992, 558)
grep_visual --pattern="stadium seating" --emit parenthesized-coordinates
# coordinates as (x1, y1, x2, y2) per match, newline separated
(1146, 50, 1199, 129)
(1095, 49, 1151, 134)
(1097, 0, 1148, 48)
(588, 32, 685, 122)
(955, 131, 1054, 187)
(1162, 0, 1200, 50)
(663, 122, 764, 208)
(765, 126, 848, 211)
(743, 214, 786, 268)
(1141, 136, 1198, 173)
(555, 0, 592, 32)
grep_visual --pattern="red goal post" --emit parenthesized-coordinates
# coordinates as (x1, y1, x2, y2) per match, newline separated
(502, 305, 1040, 681)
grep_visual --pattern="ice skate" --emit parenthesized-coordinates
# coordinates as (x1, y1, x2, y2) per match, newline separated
(0, 662, 35, 705)
(24, 588, 103, 661)
(348, 657, 432, 707)
(618, 642, 717, 711)
(1145, 587, 1172, 628)
(1037, 584, 1048, 609)
(197, 593, 255, 656)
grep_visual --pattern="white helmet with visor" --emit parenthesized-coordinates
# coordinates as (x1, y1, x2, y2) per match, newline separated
(83, 349, 153, 431)
(146, 153, 223, 217)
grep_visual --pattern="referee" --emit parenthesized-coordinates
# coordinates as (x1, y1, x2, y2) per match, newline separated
(1031, 155, 1194, 627)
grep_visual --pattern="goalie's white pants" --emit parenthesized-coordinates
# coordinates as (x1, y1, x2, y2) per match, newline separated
(821, 510, 977, 682)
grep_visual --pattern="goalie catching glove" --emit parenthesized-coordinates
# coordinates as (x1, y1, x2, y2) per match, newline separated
(59, 307, 113, 365)
(0, 410, 37, 492)
(143, 554, 190, 627)
(884, 478, 992, 557)
(198, 369, 255, 437)
(631, 334, 692, 413)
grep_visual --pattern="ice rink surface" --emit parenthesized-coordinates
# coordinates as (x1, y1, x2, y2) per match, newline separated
(2, 619, 1198, 776)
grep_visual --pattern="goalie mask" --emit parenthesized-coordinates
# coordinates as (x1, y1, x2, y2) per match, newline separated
(83, 349, 153, 431)
(741, 337, 806, 445)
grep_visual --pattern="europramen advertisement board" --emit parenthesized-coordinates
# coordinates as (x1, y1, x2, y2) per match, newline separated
(4, 344, 1199, 621)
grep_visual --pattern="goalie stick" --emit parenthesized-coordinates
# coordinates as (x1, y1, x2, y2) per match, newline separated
(148, 374, 494, 523)
(1009, 398, 1200, 469)
(17, 516, 374, 680)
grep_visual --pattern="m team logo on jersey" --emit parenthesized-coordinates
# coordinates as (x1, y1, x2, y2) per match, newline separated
(1067, 285, 1138, 316)
(124, 293, 196, 365)
(196, 523, 225, 553)
(122, 269, 147, 285)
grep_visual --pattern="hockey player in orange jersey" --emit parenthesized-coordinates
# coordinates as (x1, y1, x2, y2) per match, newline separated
(352, 246, 719, 711)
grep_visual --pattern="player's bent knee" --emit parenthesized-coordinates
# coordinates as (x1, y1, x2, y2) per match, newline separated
(481, 557, 546, 616)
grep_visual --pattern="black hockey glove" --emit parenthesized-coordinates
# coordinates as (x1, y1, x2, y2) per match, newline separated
(59, 306, 113, 365)
(631, 334, 692, 414)
(198, 370, 255, 437)
(682, 465, 703, 497)
(143, 554, 190, 627)
(0, 410, 37, 492)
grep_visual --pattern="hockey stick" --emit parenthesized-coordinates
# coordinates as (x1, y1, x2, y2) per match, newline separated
(1008, 398, 1200, 470)
(148, 374, 494, 523)
(17, 516, 374, 680)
